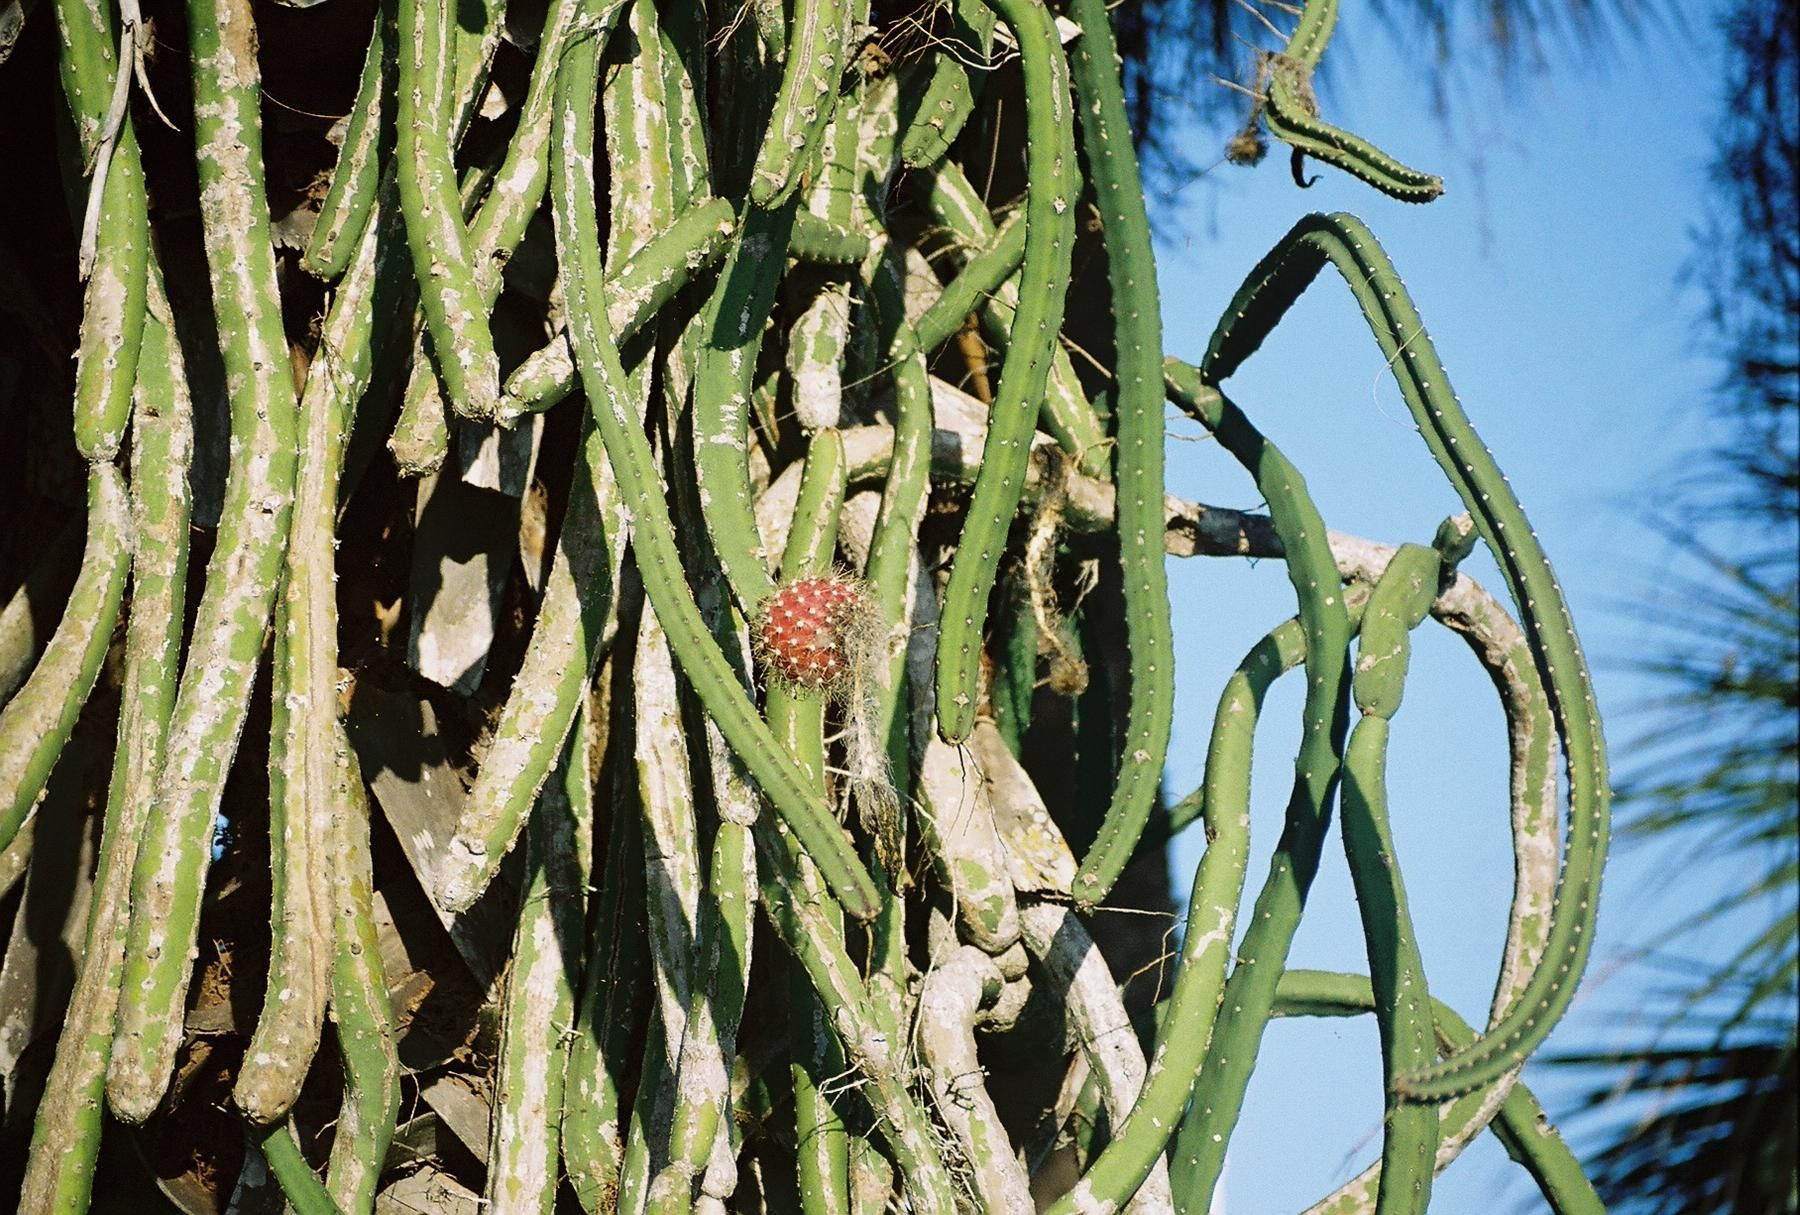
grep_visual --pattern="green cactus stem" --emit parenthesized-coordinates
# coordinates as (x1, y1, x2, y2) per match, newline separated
(485, 726, 585, 1214)
(19, 283, 189, 1213)
(322, 736, 400, 1213)
(936, 0, 1079, 744)
(0, 465, 129, 855)
(396, 0, 503, 422)
(1196, 213, 1609, 1102)
(54, 0, 149, 464)
(550, 21, 878, 921)
(748, 0, 859, 208)
(1338, 542, 1448, 1214)
(1273, 971, 1606, 1215)
(898, 0, 997, 167)
(1161, 367, 1353, 1212)
(302, 1, 394, 281)
(109, 0, 301, 1122)
(1064, 0, 1177, 909)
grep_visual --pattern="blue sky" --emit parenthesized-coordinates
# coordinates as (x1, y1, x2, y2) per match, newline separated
(1146, 4, 1742, 1209)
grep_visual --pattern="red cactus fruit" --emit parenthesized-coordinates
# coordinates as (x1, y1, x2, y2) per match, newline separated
(755, 575, 874, 692)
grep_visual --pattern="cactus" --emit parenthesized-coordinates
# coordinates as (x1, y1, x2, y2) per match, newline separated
(0, 1, 1613, 1210)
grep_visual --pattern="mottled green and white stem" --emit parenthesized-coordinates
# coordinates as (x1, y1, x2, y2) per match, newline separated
(20, 282, 190, 1214)
(562, 734, 649, 1213)
(916, 945, 1031, 1213)
(388, 0, 627, 472)
(53, 0, 149, 463)
(323, 735, 400, 1214)
(486, 727, 586, 1214)
(633, 605, 705, 1069)
(0, 465, 128, 855)
(396, 0, 502, 421)
(236, 169, 385, 1120)
(1020, 901, 1174, 1212)
(495, 198, 738, 422)
(110, 0, 301, 1122)
(549, 18, 878, 920)
(916, 735, 1021, 954)
(755, 819, 958, 1212)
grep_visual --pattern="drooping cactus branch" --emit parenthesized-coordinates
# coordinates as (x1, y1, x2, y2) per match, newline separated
(0, 1, 1612, 1209)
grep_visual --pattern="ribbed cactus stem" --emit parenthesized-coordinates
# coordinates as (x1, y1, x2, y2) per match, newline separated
(110, 0, 301, 1122)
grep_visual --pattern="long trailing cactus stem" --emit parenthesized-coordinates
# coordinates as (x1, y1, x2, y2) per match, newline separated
(1162, 369, 1354, 1212)
(1193, 213, 1610, 1100)
(235, 172, 382, 1118)
(899, 0, 996, 167)
(108, 0, 302, 1127)
(549, 9, 878, 922)
(435, 406, 625, 912)
(935, 0, 1078, 743)
(1064, 0, 1177, 908)
(754, 817, 959, 1210)
(0, 0, 1620, 1206)
(19, 284, 190, 1213)
(693, 201, 797, 613)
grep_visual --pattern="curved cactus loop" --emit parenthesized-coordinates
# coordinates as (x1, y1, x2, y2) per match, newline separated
(1064, 0, 1177, 910)
(1161, 367, 1354, 1211)
(935, 0, 1079, 744)
(1194, 211, 1610, 1102)
(549, 12, 878, 922)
